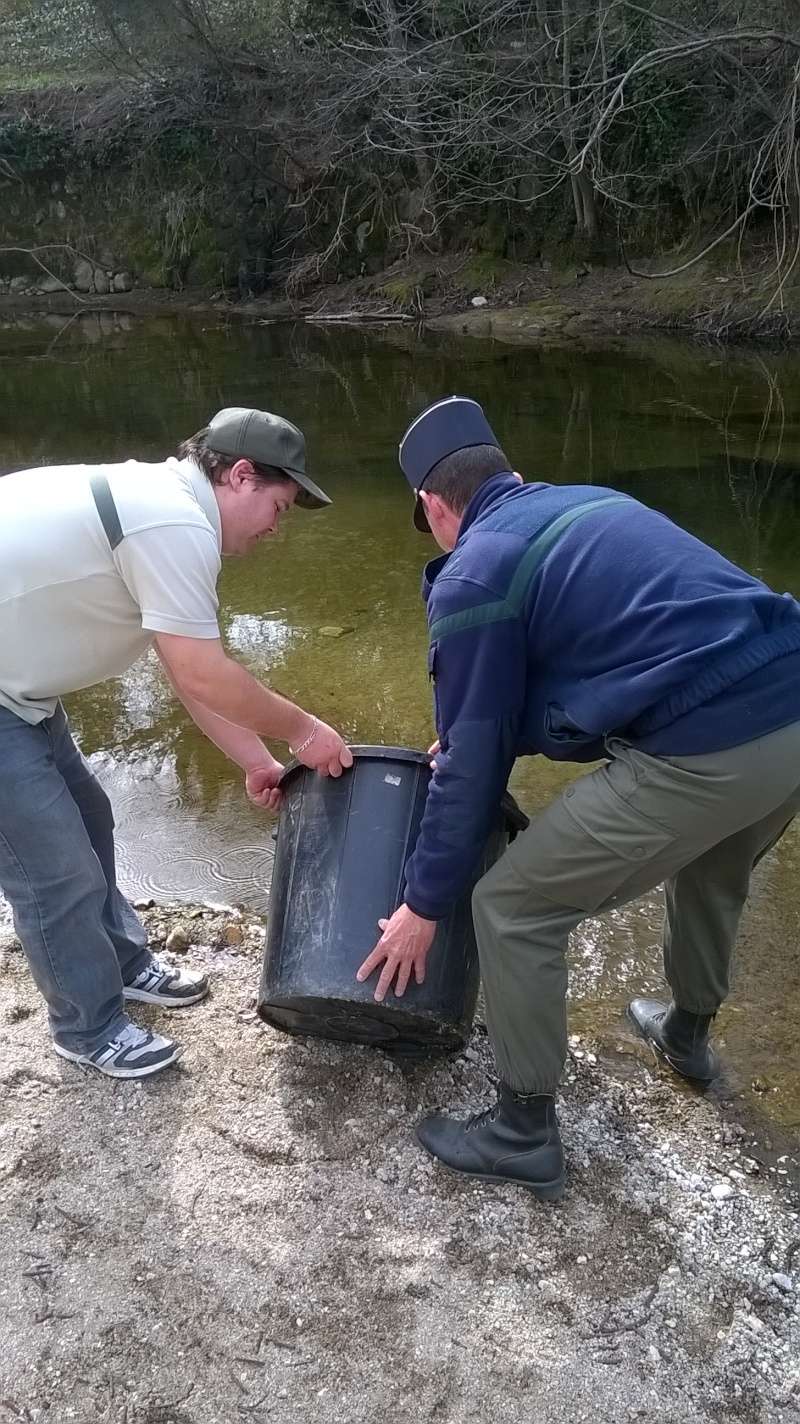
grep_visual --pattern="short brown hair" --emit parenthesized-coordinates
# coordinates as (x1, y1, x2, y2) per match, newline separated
(178, 429, 297, 489)
(422, 443, 511, 514)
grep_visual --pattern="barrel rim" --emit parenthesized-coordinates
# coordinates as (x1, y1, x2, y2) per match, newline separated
(279, 745, 529, 834)
(280, 744, 429, 783)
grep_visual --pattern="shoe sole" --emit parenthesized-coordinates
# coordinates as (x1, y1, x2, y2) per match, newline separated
(417, 1137, 565, 1200)
(53, 1042, 184, 1078)
(626, 1006, 716, 1084)
(123, 985, 209, 1007)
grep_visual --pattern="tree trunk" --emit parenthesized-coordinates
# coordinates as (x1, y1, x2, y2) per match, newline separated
(559, 0, 601, 239)
(573, 169, 600, 240)
(380, 0, 433, 195)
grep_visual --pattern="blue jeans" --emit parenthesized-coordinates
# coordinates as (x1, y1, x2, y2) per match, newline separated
(0, 702, 151, 1053)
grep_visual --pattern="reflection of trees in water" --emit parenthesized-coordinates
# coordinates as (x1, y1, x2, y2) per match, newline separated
(1, 316, 450, 472)
(718, 456, 799, 582)
(720, 363, 793, 577)
(5, 313, 800, 577)
(552, 349, 800, 578)
(1, 314, 237, 468)
(286, 324, 361, 420)
(561, 381, 593, 480)
(649, 356, 799, 576)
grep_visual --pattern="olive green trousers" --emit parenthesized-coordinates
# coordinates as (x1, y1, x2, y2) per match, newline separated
(472, 720, 800, 1094)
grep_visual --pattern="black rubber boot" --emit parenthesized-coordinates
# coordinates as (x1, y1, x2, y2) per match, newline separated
(628, 998, 719, 1083)
(416, 1084, 565, 1200)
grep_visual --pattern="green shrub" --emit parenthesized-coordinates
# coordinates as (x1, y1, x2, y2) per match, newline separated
(0, 115, 66, 173)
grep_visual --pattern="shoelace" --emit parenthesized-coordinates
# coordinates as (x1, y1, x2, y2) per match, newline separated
(111, 1023, 150, 1053)
(134, 958, 175, 988)
(465, 1104, 499, 1133)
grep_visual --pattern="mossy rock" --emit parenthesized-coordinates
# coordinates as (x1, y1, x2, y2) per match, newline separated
(378, 276, 421, 308)
(642, 278, 705, 317)
(185, 245, 224, 286)
(138, 264, 169, 289)
(488, 302, 573, 339)
(518, 300, 571, 321)
(111, 222, 163, 278)
(454, 254, 515, 293)
(471, 215, 511, 257)
(550, 266, 582, 289)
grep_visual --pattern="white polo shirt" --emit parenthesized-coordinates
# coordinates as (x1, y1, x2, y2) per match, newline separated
(0, 456, 222, 724)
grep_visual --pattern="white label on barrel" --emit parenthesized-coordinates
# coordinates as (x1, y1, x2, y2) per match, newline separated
(384, 773, 402, 786)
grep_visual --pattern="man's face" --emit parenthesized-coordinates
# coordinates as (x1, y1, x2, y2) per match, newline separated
(216, 462, 299, 556)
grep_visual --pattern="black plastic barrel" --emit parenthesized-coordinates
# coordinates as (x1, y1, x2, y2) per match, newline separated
(258, 745, 527, 1056)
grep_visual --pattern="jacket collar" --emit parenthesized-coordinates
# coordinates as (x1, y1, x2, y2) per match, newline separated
(458, 471, 521, 534)
(422, 552, 449, 602)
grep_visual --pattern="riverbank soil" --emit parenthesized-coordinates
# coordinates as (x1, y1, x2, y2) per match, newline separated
(4, 249, 800, 345)
(1, 901, 799, 1423)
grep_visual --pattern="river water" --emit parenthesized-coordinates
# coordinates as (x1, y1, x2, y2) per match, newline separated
(2, 311, 799, 1125)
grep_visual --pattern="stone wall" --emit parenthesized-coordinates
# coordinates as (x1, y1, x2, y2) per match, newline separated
(0, 166, 228, 297)
(0, 261, 133, 299)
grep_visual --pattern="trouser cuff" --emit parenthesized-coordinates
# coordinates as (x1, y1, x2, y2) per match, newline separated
(672, 999, 720, 1017)
(503, 1076, 560, 1097)
(51, 1007, 129, 1056)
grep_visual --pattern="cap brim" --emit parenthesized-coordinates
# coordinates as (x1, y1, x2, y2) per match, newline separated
(413, 494, 431, 533)
(285, 470, 332, 510)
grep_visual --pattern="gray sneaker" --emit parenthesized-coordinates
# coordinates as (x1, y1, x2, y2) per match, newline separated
(54, 1020, 183, 1079)
(124, 953, 209, 1007)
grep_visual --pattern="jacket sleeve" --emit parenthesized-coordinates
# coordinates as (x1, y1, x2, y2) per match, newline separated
(403, 608, 527, 921)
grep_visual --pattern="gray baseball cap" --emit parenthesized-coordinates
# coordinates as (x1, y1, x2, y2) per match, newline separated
(205, 407, 332, 510)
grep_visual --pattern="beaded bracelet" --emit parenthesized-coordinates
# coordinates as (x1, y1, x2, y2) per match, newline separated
(291, 716, 318, 757)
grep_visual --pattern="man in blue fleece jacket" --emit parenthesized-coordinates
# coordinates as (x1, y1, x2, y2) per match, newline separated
(357, 396, 800, 1199)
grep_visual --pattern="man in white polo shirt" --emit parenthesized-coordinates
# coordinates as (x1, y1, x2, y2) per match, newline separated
(0, 407, 352, 1079)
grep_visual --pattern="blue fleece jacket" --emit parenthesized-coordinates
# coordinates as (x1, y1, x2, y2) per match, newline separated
(403, 473, 800, 921)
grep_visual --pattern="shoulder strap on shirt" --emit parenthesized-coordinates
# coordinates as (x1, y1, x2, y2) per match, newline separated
(89, 474, 124, 551)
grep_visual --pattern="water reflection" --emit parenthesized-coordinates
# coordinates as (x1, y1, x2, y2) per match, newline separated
(226, 612, 300, 659)
(88, 749, 275, 909)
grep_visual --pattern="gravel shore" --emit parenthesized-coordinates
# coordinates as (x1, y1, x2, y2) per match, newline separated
(1, 901, 799, 1424)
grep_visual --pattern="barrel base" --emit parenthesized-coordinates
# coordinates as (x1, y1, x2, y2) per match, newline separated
(258, 994, 467, 1056)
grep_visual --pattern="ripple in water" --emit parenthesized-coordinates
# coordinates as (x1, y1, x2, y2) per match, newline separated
(85, 751, 274, 911)
(0, 756, 276, 927)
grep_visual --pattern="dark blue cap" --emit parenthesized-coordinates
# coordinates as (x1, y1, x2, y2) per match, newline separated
(398, 396, 499, 531)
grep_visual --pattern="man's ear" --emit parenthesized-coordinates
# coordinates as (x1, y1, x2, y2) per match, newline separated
(226, 458, 255, 489)
(512, 471, 524, 484)
(422, 489, 448, 522)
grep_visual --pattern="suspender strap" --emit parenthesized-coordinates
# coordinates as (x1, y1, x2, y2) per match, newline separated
(89, 474, 124, 551)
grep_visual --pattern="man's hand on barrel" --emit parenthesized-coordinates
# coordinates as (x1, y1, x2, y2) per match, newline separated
(357, 904, 437, 1001)
(292, 714, 354, 778)
(245, 759, 284, 812)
